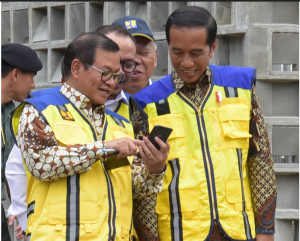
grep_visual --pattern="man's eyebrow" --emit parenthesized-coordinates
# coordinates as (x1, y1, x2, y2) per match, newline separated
(192, 49, 205, 53)
(171, 47, 204, 53)
(121, 59, 135, 62)
(171, 46, 182, 51)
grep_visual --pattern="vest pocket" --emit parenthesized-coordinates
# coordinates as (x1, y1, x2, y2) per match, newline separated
(148, 113, 187, 160)
(53, 120, 89, 146)
(48, 200, 98, 234)
(156, 189, 200, 239)
(156, 189, 199, 217)
(225, 179, 250, 210)
(207, 98, 251, 151)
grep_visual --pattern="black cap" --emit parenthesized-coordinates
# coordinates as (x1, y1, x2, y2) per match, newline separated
(2, 43, 43, 72)
(113, 16, 155, 42)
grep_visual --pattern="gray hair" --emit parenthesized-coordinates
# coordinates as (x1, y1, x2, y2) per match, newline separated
(152, 41, 157, 57)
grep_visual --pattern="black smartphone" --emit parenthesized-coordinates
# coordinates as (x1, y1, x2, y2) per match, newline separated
(137, 124, 173, 158)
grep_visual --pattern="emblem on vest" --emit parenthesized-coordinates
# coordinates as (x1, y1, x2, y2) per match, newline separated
(56, 104, 75, 121)
(216, 91, 222, 107)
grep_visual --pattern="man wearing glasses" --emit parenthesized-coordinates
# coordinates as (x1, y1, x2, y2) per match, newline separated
(112, 16, 158, 99)
(6, 25, 143, 240)
(96, 24, 138, 120)
(8, 32, 169, 240)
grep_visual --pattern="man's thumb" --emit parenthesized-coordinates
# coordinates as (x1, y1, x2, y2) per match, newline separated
(7, 215, 16, 225)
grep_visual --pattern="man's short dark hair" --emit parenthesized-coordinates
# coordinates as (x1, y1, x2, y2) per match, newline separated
(95, 24, 136, 46)
(165, 6, 217, 48)
(1, 60, 15, 78)
(63, 32, 120, 79)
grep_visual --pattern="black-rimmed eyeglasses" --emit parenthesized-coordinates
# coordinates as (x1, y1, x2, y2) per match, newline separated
(83, 63, 124, 84)
(120, 60, 138, 73)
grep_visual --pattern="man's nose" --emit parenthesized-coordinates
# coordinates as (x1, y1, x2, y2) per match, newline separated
(134, 56, 142, 65)
(105, 75, 116, 89)
(181, 55, 194, 68)
(31, 79, 35, 89)
(119, 64, 126, 75)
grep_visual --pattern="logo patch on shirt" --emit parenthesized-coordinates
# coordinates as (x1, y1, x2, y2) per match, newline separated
(56, 104, 75, 121)
(125, 20, 137, 29)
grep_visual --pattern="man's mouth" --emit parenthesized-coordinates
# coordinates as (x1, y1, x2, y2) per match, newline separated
(132, 70, 141, 78)
(183, 69, 197, 74)
(99, 88, 109, 94)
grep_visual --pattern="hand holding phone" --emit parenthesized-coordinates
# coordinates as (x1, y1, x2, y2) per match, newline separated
(137, 125, 173, 158)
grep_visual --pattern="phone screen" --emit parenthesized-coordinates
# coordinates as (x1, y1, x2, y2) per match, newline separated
(148, 125, 173, 150)
(137, 125, 173, 158)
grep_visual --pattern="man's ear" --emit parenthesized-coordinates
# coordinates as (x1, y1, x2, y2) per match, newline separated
(70, 59, 82, 80)
(11, 68, 19, 83)
(209, 39, 218, 58)
(153, 49, 158, 68)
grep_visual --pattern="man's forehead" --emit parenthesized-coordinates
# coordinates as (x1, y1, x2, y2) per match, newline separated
(106, 32, 132, 43)
(94, 49, 120, 68)
(135, 37, 153, 49)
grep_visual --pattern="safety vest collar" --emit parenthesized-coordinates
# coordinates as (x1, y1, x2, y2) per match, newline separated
(132, 74, 174, 117)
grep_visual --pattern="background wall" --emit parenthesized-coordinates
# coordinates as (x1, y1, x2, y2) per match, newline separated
(1, 2, 299, 240)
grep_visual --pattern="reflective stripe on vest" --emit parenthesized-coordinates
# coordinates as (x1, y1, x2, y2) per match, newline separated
(26, 233, 31, 241)
(66, 175, 80, 241)
(168, 159, 183, 241)
(27, 201, 35, 218)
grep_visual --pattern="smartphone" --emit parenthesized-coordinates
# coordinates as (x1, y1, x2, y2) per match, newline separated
(137, 124, 173, 158)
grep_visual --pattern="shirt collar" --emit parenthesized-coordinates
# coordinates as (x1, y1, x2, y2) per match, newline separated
(105, 90, 128, 106)
(172, 66, 211, 92)
(60, 83, 105, 119)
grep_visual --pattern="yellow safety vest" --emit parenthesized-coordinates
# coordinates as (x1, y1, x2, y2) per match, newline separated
(132, 65, 256, 241)
(11, 91, 135, 241)
(113, 98, 131, 121)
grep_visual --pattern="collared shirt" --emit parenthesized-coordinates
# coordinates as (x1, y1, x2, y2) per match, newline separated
(131, 66, 277, 238)
(105, 90, 128, 112)
(6, 144, 27, 230)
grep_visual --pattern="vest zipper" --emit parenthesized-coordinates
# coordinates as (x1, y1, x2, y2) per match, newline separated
(212, 111, 221, 148)
(198, 111, 216, 220)
(196, 83, 217, 221)
(102, 162, 116, 241)
(177, 92, 217, 221)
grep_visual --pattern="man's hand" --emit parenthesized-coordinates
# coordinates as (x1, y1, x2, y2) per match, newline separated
(15, 224, 25, 240)
(7, 215, 16, 226)
(8, 216, 25, 240)
(106, 138, 142, 159)
(256, 234, 274, 241)
(138, 136, 170, 174)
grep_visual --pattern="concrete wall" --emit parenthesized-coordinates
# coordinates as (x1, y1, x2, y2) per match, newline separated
(1, 2, 299, 240)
